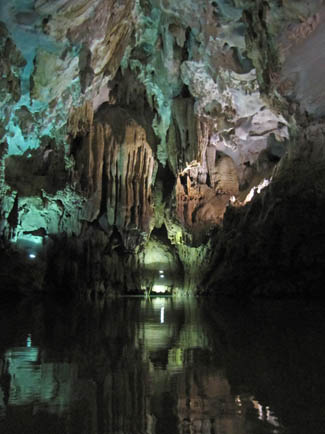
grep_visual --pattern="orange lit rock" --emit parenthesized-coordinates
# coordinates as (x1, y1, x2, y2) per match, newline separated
(72, 107, 155, 232)
(176, 151, 239, 234)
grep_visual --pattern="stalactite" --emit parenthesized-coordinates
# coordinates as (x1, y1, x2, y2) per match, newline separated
(68, 101, 94, 138)
(197, 118, 213, 167)
(74, 116, 155, 233)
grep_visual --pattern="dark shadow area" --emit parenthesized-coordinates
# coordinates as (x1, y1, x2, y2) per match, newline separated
(203, 159, 325, 297)
(5, 147, 67, 196)
(155, 164, 176, 202)
(150, 224, 169, 243)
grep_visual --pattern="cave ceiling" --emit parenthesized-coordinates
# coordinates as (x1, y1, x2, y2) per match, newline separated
(1, 0, 325, 294)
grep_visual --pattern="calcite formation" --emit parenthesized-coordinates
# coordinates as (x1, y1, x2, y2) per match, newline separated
(72, 106, 155, 232)
(1, 0, 325, 296)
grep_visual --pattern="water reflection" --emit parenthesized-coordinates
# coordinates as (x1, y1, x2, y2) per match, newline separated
(0, 297, 324, 433)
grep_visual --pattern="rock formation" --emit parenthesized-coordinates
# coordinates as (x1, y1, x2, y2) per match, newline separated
(1, 0, 325, 296)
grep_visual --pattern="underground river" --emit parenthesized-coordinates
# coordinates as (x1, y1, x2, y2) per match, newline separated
(0, 296, 324, 434)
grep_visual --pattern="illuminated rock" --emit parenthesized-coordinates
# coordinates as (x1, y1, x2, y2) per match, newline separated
(139, 232, 184, 293)
(71, 105, 155, 231)
(1, 0, 325, 295)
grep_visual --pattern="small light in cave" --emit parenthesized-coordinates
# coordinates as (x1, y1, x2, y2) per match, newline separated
(26, 334, 32, 348)
(235, 395, 242, 407)
(160, 275, 164, 278)
(152, 285, 168, 293)
(159, 270, 164, 274)
(160, 306, 165, 324)
(29, 253, 36, 259)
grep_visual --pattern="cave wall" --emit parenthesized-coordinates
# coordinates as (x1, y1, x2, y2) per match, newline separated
(1, 0, 325, 296)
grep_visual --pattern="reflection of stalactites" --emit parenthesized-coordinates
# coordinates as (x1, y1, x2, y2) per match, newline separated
(251, 398, 280, 428)
(103, 363, 150, 434)
(146, 412, 157, 434)
(176, 369, 238, 434)
(0, 358, 11, 411)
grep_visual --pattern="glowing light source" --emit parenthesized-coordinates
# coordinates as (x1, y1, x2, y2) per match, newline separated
(152, 285, 168, 293)
(29, 253, 36, 259)
(160, 275, 164, 278)
(159, 270, 164, 274)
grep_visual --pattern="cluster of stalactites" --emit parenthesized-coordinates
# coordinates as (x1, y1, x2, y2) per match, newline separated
(73, 119, 155, 233)
(68, 101, 94, 138)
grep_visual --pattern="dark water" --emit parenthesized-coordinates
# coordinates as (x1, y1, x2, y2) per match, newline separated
(0, 296, 325, 434)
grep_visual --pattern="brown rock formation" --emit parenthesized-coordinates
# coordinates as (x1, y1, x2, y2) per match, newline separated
(176, 150, 239, 234)
(71, 106, 155, 232)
